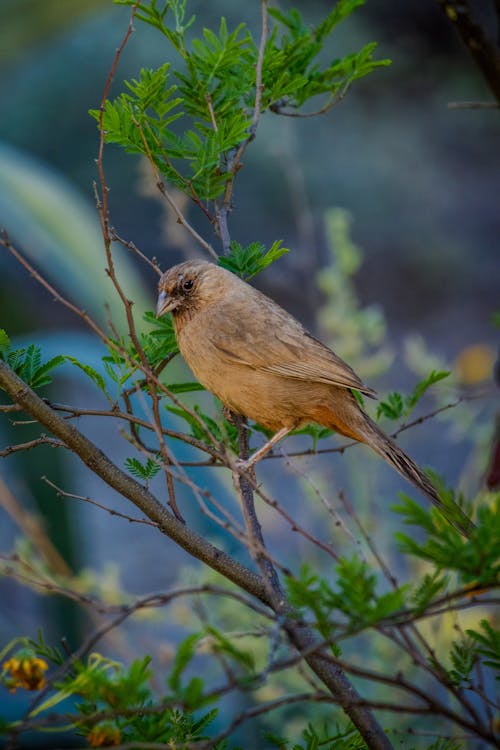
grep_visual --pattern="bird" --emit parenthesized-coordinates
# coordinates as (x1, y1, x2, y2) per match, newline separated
(157, 259, 474, 537)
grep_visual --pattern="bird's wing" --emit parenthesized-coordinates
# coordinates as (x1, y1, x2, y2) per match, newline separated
(207, 292, 376, 398)
(260, 333, 377, 397)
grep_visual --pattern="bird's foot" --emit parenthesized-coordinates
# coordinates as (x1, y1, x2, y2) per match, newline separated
(233, 426, 293, 473)
(222, 406, 243, 425)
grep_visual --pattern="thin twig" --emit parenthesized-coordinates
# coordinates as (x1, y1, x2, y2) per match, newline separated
(42, 476, 160, 528)
(0, 478, 72, 576)
(133, 117, 218, 260)
(0, 435, 66, 458)
(436, 0, 500, 105)
(110, 229, 162, 275)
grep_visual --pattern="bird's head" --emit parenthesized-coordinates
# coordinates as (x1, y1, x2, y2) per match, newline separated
(156, 260, 229, 320)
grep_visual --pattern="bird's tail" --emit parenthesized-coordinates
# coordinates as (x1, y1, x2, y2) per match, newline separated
(360, 415, 475, 539)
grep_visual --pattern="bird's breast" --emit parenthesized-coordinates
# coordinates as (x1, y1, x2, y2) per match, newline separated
(174, 313, 302, 431)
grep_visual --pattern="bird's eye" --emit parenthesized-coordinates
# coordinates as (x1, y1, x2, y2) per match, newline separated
(182, 279, 194, 291)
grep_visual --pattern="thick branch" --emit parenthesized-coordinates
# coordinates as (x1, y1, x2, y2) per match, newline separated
(437, 0, 500, 104)
(0, 360, 266, 601)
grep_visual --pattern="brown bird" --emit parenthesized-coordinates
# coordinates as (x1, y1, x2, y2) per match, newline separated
(157, 260, 473, 537)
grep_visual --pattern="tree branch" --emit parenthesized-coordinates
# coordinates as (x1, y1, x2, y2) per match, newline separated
(0, 359, 266, 601)
(436, 0, 500, 104)
(0, 359, 395, 749)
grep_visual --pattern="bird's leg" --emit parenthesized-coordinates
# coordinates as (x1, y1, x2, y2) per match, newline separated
(236, 426, 293, 471)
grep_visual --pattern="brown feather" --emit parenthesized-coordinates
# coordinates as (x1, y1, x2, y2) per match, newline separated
(158, 260, 474, 538)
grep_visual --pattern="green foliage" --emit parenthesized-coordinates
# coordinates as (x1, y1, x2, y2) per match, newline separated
(93, 0, 389, 203)
(205, 624, 255, 672)
(143, 310, 179, 357)
(426, 741, 462, 750)
(165, 381, 205, 394)
(167, 404, 239, 451)
(100, 313, 179, 393)
(64, 356, 109, 398)
(218, 240, 289, 280)
(0, 330, 64, 390)
(377, 370, 450, 421)
(27, 629, 64, 667)
(265, 4, 390, 111)
(1, 634, 226, 747)
(466, 619, 500, 676)
(411, 571, 449, 613)
(448, 637, 476, 686)
(102, 343, 136, 390)
(376, 391, 404, 421)
(287, 422, 334, 450)
(286, 560, 407, 638)
(253, 420, 335, 449)
(125, 456, 161, 481)
(267, 720, 367, 749)
(167, 632, 203, 696)
(394, 495, 500, 586)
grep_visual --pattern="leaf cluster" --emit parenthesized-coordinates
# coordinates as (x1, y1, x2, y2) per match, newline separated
(286, 559, 407, 639)
(445, 619, 500, 689)
(265, 2, 390, 111)
(394, 493, 499, 586)
(218, 240, 289, 280)
(167, 403, 239, 452)
(91, 0, 389, 202)
(377, 370, 450, 421)
(4, 635, 231, 749)
(125, 456, 161, 481)
(0, 330, 63, 390)
(267, 720, 367, 750)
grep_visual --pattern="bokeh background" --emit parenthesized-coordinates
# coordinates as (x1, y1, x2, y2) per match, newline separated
(0, 0, 498, 746)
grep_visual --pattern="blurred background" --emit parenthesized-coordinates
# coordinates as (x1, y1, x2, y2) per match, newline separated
(0, 0, 498, 745)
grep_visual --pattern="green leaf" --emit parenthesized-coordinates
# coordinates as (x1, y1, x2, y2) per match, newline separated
(168, 632, 202, 693)
(125, 457, 161, 481)
(143, 311, 179, 355)
(166, 382, 205, 394)
(166, 403, 239, 451)
(376, 391, 404, 420)
(218, 240, 289, 279)
(205, 625, 255, 671)
(265, 6, 390, 112)
(167, 405, 220, 444)
(448, 637, 477, 686)
(426, 741, 462, 750)
(287, 422, 333, 450)
(350, 388, 365, 407)
(64, 356, 108, 395)
(28, 354, 65, 389)
(0, 341, 64, 390)
(0, 329, 10, 354)
(411, 571, 449, 613)
(405, 369, 450, 415)
(466, 619, 500, 675)
(28, 629, 64, 666)
(395, 495, 499, 586)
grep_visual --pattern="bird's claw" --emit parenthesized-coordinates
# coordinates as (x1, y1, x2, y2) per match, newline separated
(222, 406, 239, 424)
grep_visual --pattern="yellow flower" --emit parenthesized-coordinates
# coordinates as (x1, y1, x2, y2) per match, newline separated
(87, 723, 122, 748)
(2, 655, 48, 692)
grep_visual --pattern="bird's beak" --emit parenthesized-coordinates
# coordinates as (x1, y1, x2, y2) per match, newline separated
(156, 290, 178, 317)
